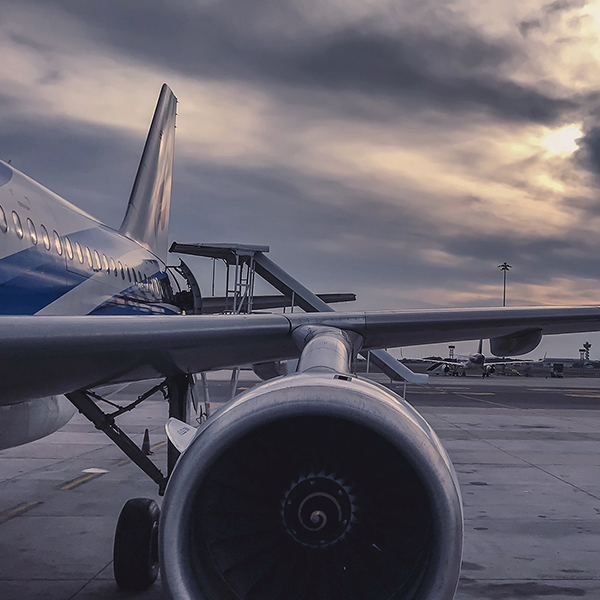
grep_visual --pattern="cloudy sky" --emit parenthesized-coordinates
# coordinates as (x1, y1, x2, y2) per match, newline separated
(4, 0, 600, 358)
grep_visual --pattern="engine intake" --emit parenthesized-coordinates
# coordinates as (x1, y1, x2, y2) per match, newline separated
(160, 373, 463, 600)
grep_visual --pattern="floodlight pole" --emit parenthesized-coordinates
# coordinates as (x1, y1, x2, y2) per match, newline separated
(498, 262, 512, 307)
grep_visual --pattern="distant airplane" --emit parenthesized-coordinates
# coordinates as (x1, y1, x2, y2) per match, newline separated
(3, 85, 600, 600)
(422, 340, 542, 377)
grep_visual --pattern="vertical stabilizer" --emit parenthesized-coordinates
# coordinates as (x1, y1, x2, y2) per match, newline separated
(119, 84, 177, 262)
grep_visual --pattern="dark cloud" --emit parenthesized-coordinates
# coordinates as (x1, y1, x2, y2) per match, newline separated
(574, 126, 600, 179)
(519, 0, 587, 36)
(447, 234, 600, 284)
(0, 110, 450, 304)
(271, 30, 573, 123)
(171, 157, 600, 306)
(21, 0, 576, 124)
(9, 31, 54, 54)
(544, 0, 587, 15)
(561, 194, 600, 218)
(5, 0, 600, 316)
(4, 109, 600, 311)
(1, 116, 141, 228)
(519, 19, 542, 36)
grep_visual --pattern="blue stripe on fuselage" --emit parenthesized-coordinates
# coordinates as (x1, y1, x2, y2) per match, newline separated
(0, 242, 75, 315)
(89, 274, 178, 316)
(90, 300, 179, 315)
(0, 224, 174, 315)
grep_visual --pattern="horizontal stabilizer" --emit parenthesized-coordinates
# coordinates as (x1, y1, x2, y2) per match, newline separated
(201, 292, 356, 314)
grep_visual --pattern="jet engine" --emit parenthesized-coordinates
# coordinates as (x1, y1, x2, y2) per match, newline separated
(0, 394, 76, 450)
(483, 365, 496, 377)
(160, 372, 463, 600)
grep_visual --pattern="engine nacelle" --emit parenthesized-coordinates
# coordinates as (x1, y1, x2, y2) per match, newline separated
(490, 328, 542, 357)
(0, 395, 76, 450)
(160, 373, 463, 600)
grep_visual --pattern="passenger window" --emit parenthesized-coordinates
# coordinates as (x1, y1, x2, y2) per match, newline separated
(126, 266, 132, 282)
(75, 241, 84, 263)
(85, 246, 93, 268)
(53, 231, 62, 255)
(93, 250, 101, 271)
(110, 257, 116, 276)
(132, 270, 138, 283)
(64, 237, 74, 260)
(0, 205, 6, 233)
(40, 225, 50, 250)
(12, 211, 23, 239)
(118, 261, 124, 279)
(102, 254, 109, 273)
(27, 218, 37, 245)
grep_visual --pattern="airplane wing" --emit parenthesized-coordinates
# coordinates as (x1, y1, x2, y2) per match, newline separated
(413, 358, 462, 366)
(2, 305, 600, 404)
(485, 358, 541, 366)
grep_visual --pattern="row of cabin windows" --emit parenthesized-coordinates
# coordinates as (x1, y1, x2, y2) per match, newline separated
(0, 204, 160, 290)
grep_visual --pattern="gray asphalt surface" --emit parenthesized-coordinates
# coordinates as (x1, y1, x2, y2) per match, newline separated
(1, 373, 600, 599)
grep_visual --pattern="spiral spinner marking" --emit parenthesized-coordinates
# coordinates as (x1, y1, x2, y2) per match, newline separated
(282, 472, 356, 547)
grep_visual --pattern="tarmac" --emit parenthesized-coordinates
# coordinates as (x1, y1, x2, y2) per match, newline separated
(2, 372, 600, 599)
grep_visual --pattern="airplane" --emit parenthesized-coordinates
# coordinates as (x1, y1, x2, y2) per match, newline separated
(421, 340, 542, 377)
(3, 85, 600, 600)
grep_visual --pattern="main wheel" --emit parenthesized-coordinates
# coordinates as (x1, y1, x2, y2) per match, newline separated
(113, 498, 160, 591)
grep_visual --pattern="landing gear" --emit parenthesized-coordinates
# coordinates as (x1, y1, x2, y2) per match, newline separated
(113, 498, 160, 591)
(67, 376, 195, 591)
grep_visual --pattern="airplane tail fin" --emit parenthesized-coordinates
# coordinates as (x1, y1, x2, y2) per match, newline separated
(119, 84, 177, 262)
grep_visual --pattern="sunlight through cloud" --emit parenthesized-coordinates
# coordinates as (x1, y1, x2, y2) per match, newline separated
(541, 125, 582, 155)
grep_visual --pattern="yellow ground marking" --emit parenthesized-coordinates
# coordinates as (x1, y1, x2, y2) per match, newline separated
(566, 393, 600, 399)
(0, 501, 43, 525)
(461, 392, 496, 396)
(59, 471, 106, 490)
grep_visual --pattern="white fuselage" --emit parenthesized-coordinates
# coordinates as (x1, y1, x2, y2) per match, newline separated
(0, 160, 178, 447)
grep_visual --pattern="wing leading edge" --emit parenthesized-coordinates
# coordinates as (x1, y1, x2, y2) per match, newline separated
(2, 305, 600, 404)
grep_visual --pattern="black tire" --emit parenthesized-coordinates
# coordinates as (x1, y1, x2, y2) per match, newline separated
(113, 498, 160, 591)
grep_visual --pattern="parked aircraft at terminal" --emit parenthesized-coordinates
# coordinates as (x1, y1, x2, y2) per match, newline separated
(3, 85, 600, 600)
(422, 340, 541, 377)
